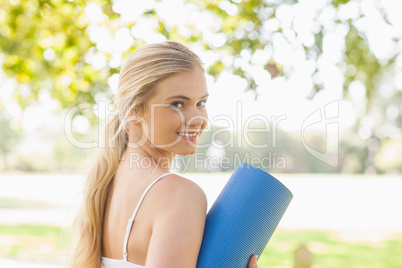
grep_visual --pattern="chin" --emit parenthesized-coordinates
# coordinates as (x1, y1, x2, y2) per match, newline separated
(176, 146, 198, 156)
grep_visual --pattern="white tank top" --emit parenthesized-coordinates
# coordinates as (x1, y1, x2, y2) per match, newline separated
(102, 172, 173, 268)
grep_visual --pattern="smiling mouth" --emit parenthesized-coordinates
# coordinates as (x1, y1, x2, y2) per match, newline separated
(177, 132, 198, 137)
(176, 132, 199, 140)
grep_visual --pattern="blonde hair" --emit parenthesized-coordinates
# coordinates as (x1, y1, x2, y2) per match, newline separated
(69, 41, 204, 268)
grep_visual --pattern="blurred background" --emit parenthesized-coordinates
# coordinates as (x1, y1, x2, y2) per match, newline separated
(0, 0, 401, 267)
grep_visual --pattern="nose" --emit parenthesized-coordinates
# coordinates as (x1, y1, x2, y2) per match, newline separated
(185, 106, 208, 129)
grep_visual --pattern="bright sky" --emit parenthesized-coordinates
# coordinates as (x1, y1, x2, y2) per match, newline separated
(1, 0, 402, 139)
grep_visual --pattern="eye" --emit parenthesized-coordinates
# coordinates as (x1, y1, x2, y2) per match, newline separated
(197, 99, 207, 107)
(170, 101, 184, 109)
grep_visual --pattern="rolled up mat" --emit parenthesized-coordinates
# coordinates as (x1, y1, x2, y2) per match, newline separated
(196, 162, 293, 268)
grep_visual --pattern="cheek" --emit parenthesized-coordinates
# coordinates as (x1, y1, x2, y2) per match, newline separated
(167, 111, 186, 126)
(153, 111, 182, 134)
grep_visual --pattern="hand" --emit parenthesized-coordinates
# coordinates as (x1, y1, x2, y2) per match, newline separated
(248, 254, 258, 268)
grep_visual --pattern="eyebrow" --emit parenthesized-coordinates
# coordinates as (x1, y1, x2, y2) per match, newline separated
(165, 93, 209, 101)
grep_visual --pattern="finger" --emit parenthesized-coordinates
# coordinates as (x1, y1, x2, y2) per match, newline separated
(248, 254, 258, 268)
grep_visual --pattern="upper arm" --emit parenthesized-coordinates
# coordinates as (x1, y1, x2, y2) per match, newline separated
(145, 176, 208, 268)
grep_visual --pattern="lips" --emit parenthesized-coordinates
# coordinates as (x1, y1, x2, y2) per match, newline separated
(177, 131, 199, 141)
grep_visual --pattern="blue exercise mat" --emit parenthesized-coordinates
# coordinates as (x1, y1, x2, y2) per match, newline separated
(196, 162, 293, 268)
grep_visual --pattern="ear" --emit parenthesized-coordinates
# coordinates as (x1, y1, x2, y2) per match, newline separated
(128, 110, 143, 125)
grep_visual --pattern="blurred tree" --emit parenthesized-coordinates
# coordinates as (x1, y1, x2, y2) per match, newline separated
(1, 0, 401, 174)
(0, 0, 399, 111)
(0, 107, 22, 170)
(1, 0, 96, 111)
(375, 136, 402, 173)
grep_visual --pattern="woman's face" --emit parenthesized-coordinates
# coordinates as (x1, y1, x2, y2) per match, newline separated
(136, 68, 209, 156)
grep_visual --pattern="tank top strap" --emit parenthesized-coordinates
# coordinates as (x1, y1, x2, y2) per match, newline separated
(123, 172, 173, 261)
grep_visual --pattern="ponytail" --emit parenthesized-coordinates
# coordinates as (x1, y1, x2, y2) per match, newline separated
(69, 115, 127, 268)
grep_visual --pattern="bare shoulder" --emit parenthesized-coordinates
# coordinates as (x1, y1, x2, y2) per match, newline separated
(151, 173, 207, 213)
(145, 174, 208, 267)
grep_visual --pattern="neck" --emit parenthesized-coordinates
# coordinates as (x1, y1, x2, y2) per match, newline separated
(122, 143, 175, 172)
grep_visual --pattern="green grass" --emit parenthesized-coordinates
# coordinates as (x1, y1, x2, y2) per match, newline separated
(0, 224, 401, 267)
(259, 230, 402, 268)
(0, 223, 69, 257)
(0, 223, 64, 238)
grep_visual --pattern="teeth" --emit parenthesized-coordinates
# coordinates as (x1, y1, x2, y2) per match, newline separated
(178, 132, 197, 137)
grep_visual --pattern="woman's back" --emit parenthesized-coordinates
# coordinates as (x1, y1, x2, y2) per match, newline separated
(102, 154, 208, 267)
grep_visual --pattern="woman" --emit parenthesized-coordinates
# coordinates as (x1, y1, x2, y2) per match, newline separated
(70, 41, 259, 268)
